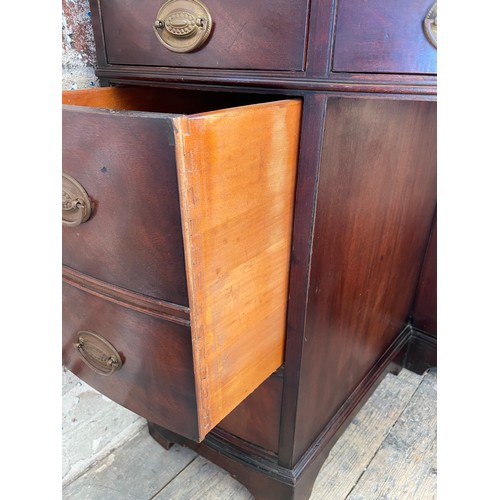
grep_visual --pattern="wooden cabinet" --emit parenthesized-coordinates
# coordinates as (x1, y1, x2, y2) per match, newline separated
(62, 0, 437, 498)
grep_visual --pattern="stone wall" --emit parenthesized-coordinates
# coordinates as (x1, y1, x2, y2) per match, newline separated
(62, 0, 99, 89)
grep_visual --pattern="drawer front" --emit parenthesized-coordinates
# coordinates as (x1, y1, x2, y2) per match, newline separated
(62, 105, 189, 306)
(333, 0, 437, 74)
(62, 282, 200, 440)
(96, 0, 308, 71)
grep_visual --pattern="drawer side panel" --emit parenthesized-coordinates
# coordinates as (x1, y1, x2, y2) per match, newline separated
(174, 100, 301, 439)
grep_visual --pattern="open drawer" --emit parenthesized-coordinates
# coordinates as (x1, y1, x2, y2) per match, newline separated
(62, 86, 301, 441)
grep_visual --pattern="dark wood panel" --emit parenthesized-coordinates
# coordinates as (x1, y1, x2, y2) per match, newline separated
(333, 0, 437, 74)
(62, 283, 200, 440)
(292, 98, 437, 463)
(304, 0, 336, 77)
(278, 93, 328, 467)
(96, 0, 308, 71)
(62, 104, 189, 306)
(97, 68, 437, 98)
(411, 213, 437, 335)
(217, 373, 283, 454)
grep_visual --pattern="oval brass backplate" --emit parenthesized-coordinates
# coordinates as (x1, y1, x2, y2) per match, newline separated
(74, 331, 123, 376)
(62, 172, 92, 227)
(424, 3, 437, 48)
(153, 0, 213, 53)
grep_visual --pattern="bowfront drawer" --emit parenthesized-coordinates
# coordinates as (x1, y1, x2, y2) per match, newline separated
(62, 279, 199, 439)
(332, 0, 437, 74)
(62, 92, 189, 305)
(62, 86, 301, 441)
(93, 0, 308, 71)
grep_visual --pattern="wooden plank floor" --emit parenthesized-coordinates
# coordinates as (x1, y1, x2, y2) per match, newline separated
(62, 368, 436, 499)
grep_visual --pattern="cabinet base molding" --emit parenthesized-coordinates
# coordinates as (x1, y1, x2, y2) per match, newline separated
(148, 421, 318, 500)
(148, 325, 435, 499)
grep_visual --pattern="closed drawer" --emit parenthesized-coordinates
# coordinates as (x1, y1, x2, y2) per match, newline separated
(94, 0, 309, 71)
(62, 280, 199, 440)
(62, 86, 301, 441)
(332, 0, 437, 74)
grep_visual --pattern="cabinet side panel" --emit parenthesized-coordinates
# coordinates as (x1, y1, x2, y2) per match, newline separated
(174, 101, 301, 439)
(293, 98, 436, 462)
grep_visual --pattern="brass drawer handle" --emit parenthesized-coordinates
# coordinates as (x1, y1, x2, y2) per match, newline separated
(74, 331, 123, 376)
(424, 3, 437, 48)
(153, 0, 213, 53)
(62, 173, 92, 227)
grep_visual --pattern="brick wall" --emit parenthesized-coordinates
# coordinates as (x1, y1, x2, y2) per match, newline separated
(62, 0, 99, 89)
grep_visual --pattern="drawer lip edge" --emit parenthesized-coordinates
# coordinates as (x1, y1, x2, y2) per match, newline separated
(62, 265, 191, 326)
(62, 102, 182, 120)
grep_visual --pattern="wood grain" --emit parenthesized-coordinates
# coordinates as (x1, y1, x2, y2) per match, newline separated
(333, 0, 437, 74)
(63, 426, 197, 499)
(62, 94, 189, 305)
(64, 368, 436, 500)
(62, 86, 283, 115)
(96, 0, 308, 71)
(154, 456, 252, 500)
(62, 283, 200, 440)
(346, 370, 437, 499)
(62, 369, 145, 487)
(310, 370, 421, 498)
(173, 100, 301, 439)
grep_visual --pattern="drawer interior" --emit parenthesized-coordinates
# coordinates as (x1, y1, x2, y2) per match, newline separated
(62, 85, 286, 115)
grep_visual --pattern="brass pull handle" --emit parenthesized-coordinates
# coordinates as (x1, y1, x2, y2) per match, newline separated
(74, 331, 123, 376)
(62, 173, 92, 227)
(424, 3, 437, 48)
(153, 0, 213, 53)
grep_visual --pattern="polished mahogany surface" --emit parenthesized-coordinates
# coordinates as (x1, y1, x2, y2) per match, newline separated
(333, 0, 437, 74)
(62, 282, 200, 440)
(98, 0, 308, 71)
(62, 102, 189, 305)
(291, 97, 437, 462)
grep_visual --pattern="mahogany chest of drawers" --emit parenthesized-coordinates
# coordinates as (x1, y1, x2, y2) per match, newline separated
(62, 1, 437, 498)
